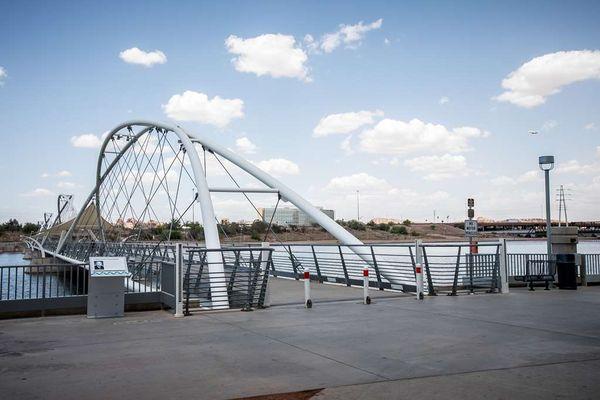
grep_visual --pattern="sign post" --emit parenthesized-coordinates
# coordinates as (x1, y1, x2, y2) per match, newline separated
(465, 199, 478, 294)
(87, 257, 130, 318)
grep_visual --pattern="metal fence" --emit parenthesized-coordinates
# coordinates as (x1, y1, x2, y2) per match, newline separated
(269, 242, 502, 295)
(583, 254, 600, 277)
(0, 259, 163, 303)
(183, 247, 272, 313)
(0, 263, 88, 300)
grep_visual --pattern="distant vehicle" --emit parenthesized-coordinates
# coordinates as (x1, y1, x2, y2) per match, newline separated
(529, 130, 539, 135)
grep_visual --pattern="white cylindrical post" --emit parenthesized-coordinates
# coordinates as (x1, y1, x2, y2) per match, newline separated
(415, 263, 424, 300)
(174, 243, 184, 317)
(498, 238, 509, 294)
(363, 267, 371, 304)
(304, 266, 312, 308)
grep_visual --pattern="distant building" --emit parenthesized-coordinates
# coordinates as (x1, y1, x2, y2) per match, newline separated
(259, 206, 335, 227)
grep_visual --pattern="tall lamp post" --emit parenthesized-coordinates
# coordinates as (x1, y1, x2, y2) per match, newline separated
(539, 155, 555, 261)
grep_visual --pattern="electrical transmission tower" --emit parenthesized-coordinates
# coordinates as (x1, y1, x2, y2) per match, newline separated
(556, 185, 572, 226)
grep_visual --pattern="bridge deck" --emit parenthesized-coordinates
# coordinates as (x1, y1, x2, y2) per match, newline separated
(1, 283, 599, 400)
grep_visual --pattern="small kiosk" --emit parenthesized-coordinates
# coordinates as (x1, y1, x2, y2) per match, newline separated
(87, 257, 130, 318)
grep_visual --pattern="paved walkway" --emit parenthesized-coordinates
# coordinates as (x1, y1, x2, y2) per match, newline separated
(1, 283, 599, 400)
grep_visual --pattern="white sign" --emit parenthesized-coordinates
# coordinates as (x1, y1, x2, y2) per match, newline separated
(89, 257, 130, 277)
(464, 219, 478, 237)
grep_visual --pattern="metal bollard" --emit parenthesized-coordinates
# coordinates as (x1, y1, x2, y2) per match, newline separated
(363, 267, 371, 304)
(304, 267, 312, 308)
(415, 264, 424, 300)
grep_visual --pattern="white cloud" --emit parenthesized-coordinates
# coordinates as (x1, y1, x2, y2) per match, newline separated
(20, 188, 53, 197)
(119, 47, 167, 67)
(597, 146, 600, 157)
(42, 170, 72, 178)
(403, 154, 468, 180)
(495, 50, 600, 108)
(491, 170, 541, 185)
(256, 158, 300, 177)
(317, 19, 383, 53)
(556, 159, 600, 175)
(325, 172, 391, 192)
(0, 66, 7, 85)
(57, 181, 76, 189)
(313, 110, 383, 137)
(162, 90, 244, 128)
(584, 122, 597, 130)
(358, 118, 489, 155)
(340, 136, 354, 155)
(235, 137, 257, 154)
(542, 120, 558, 130)
(439, 96, 450, 105)
(225, 34, 310, 81)
(70, 133, 103, 148)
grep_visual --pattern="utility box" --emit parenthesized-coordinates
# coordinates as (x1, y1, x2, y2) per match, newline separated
(551, 226, 579, 254)
(87, 257, 130, 319)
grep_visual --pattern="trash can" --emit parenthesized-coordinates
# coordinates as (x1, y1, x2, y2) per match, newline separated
(555, 253, 577, 290)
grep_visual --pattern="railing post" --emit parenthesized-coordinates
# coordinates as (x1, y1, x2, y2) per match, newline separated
(288, 245, 299, 280)
(311, 245, 323, 283)
(174, 243, 184, 317)
(369, 246, 384, 290)
(338, 246, 350, 286)
(451, 246, 461, 296)
(259, 242, 271, 308)
(498, 239, 509, 294)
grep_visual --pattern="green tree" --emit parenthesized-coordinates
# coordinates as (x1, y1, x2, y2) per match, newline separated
(22, 222, 40, 235)
(347, 219, 366, 231)
(390, 225, 408, 235)
(403, 219, 412, 226)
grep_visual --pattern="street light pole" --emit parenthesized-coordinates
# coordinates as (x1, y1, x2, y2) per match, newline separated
(539, 155, 555, 262)
(356, 190, 360, 221)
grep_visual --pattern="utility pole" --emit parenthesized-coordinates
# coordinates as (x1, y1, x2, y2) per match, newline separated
(356, 190, 360, 221)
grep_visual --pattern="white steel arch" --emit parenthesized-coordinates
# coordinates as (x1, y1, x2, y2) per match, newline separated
(56, 120, 373, 307)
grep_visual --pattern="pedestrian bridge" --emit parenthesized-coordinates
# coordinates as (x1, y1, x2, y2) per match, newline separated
(6, 120, 599, 316)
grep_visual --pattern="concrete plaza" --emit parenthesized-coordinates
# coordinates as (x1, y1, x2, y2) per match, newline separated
(1, 280, 599, 399)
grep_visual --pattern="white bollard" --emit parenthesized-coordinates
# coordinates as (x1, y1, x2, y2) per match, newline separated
(363, 267, 371, 304)
(304, 267, 312, 308)
(415, 264, 424, 300)
(174, 243, 185, 317)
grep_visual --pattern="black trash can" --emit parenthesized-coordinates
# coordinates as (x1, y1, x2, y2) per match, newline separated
(555, 253, 577, 290)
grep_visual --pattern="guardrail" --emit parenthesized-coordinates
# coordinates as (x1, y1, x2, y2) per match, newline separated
(183, 247, 272, 313)
(0, 263, 87, 300)
(269, 242, 503, 295)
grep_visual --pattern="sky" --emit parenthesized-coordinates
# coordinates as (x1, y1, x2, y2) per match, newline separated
(1, 0, 599, 225)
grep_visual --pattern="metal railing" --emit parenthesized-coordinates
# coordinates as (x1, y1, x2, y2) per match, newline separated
(0, 259, 163, 302)
(583, 254, 600, 276)
(269, 242, 502, 295)
(183, 247, 272, 313)
(0, 263, 88, 300)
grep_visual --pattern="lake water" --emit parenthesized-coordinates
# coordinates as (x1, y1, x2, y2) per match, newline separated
(0, 252, 78, 300)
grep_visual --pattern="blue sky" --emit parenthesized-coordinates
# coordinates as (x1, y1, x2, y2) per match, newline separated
(1, 0, 599, 224)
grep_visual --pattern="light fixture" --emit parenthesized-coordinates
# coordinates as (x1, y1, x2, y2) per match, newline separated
(538, 155, 555, 171)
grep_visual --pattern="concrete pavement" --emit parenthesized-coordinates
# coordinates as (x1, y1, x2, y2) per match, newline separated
(1, 281, 599, 399)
